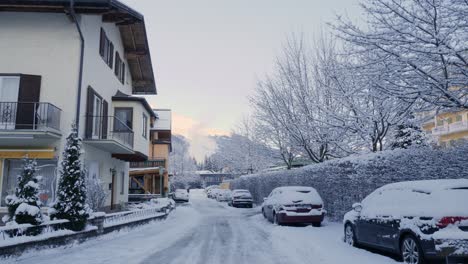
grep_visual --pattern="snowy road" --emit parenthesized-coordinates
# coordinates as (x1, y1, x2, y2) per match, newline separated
(7, 190, 400, 264)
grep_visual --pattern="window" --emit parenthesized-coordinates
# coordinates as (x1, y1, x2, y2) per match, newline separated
(1, 159, 57, 207)
(114, 108, 133, 131)
(456, 115, 462, 122)
(114, 52, 125, 84)
(447, 117, 453, 124)
(0, 74, 41, 130)
(86, 87, 108, 139)
(142, 114, 148, 138)
(120, 171, 125, 195)
(99, 28, 114, 68)
(92, 95, 103, 138)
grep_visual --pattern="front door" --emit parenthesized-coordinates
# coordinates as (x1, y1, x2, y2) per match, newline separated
(355, 216, 380, 246)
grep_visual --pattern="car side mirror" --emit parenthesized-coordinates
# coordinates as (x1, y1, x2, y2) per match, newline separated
(352, 203, 362, 213)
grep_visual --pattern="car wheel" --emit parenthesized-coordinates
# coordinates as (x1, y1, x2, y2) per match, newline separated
(401, 235, 424, 264)
(312, 222, 321, 227)
(344, 223, 356, 247)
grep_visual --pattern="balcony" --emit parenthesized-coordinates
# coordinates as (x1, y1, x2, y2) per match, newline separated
(0, 102, 61, 146)
(130, 159, 166, 169)
(83, 116, 134, 155)
(432, 121, 468, 136)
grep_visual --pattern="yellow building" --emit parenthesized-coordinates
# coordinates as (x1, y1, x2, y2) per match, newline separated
(129, 109, 172, 200)
(422, 109, 468, 147)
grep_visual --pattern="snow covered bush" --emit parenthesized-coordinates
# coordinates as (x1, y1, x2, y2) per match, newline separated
(230, 145, 468, 220)
(85, 171, 107, 212)
(3, 158, 43, 235)
(50, 124, 89, 231)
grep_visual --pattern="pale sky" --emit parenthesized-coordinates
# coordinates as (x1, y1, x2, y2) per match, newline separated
(121, 0, 361, 160)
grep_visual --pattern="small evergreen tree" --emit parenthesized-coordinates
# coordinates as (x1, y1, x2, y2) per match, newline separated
(51, 124, 89, 231)
(3, 158, 43, 229)
(391, 124, 428, 150)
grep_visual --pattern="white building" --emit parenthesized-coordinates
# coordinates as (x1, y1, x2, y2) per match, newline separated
(0, 0, 158, 212)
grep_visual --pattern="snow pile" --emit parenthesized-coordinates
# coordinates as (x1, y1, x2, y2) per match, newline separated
(128, 198, 175, 211)
(231, 145, 468, 220)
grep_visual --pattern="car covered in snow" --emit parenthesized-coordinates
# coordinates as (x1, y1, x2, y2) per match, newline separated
(343, 179, 468, 264)
(216, 189, 232, 202)
(262, 186, 325, 226)
(173, 189, 189, 203)
(228, 189, 253, 208)
(207, 187, 221, 199)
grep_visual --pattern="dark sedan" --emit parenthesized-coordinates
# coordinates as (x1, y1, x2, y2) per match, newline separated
(343, 179, 468, 264)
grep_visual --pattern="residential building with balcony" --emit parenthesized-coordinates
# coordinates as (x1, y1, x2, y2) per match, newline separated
(421, 110, 468, 147)
(129, 109, 171, 202)
(0, 0, 158, 212)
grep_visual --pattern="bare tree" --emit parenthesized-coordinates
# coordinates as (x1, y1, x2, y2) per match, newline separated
(312, 38, 414, 152)
(169, 135, 199, 188)
(333, 0, 468, 109)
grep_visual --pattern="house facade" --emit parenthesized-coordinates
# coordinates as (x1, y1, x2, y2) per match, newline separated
(129, 109, 171, 201)
(421, 110, 468, 147)
(0, 0, 157, 212)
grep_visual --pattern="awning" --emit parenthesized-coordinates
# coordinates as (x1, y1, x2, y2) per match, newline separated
(0, 149, 56, 159)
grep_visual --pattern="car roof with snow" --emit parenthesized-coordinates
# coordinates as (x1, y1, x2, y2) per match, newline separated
(375, 179, 468, 193)
(273, 186, 317, 192)
(232, 189, 250, 192)
(270, 186, 323, 204)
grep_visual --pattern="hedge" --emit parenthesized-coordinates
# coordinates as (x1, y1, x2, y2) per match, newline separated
(230, 146, 468, 220)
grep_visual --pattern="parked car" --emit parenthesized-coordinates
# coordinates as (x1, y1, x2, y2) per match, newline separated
(343, 179, 468, 264)
(216, 189, 232, 202)
(228, 189, 253, 208)
(207, 187, 221, 199)
(262, 186, 325, 226)
(173, 189, 189, 203)
(205, 185, 219, 193)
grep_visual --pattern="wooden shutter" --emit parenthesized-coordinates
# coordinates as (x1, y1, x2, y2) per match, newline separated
(102, 100, 108, 139)
(15, 74, 41, 129)
(85, 86, 95, 138)
(114, 52, 120, 76)
(108, 42, 114, 68)
(99, 28, 105, 57)
(121, 63, 125, 84)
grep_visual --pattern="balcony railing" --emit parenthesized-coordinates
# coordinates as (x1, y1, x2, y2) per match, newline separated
(85, 115, 134, 149)
(130, 159, 166, 169)
(432, 121, 468, 136)
(0, 102, 61, 131)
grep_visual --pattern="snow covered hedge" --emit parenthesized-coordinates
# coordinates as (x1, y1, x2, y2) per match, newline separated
(230, 146, 468, 220)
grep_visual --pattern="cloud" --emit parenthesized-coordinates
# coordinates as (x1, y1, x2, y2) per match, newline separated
(172, 112, 229, 160)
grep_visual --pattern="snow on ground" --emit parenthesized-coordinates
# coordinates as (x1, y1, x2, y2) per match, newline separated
(4, 189, 399, 264)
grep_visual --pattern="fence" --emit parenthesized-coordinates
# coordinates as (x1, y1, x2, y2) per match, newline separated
(0, 219, 70, 244)
(84, 115, 134, 148)
(0, 102, 61, 131)
(103, 205, 172, 228)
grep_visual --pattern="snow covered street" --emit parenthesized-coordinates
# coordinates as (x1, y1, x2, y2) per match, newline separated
(6, 190, 400, 264)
